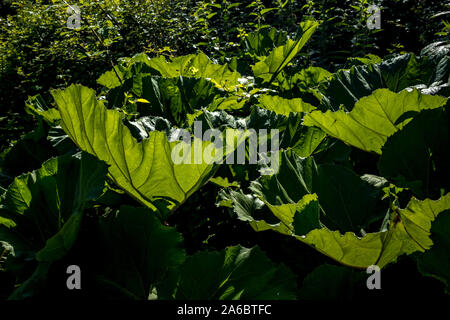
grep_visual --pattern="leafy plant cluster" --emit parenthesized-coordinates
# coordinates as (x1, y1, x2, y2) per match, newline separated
(1, 18, 450, 300)
(1, 0, 448, 177)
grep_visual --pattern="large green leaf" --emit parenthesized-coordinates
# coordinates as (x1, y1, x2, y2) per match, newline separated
(313, 164, 382, 233)
(252, 20, 319, 84)
(244, 27, 288, 58)
(146, 53, 242, 89)
(97, 53, 242, 105)
(141, 76, 222, 125)
(232, 149, 450, 268)
(56, 206, 295, 300)
(236, 187, 450, 269)
(378, 107, 450, 199)
(279, 114, 326, 158)
(293, 66, 333, 90)
(250, 151, 315, 206)
(0, 152, 107, 262)
(97, 53, 154, 89)
(374, 194, 450, 268)
(249, 151, 383, 234)
(105, 73, 223, 124)
(93, 205, 186, 299)
(190, 107, 325, 160)
(52, 84, 221, 210)
(257, 95, 315, 116)
(416, 211, 450, 294)
(263, 194, 321, 236)
(158, 245, 297, 300)
(245, 108, 326, 158)
(304, 88, 447, 154)
(276, 66, 332, 101)
(321, 54, 440, 110)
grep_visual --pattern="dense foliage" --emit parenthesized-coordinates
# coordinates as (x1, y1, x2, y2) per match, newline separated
(1, 0, 450, 300)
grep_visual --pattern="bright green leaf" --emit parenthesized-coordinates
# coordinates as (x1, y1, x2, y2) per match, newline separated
(304, 88, 447, 154)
